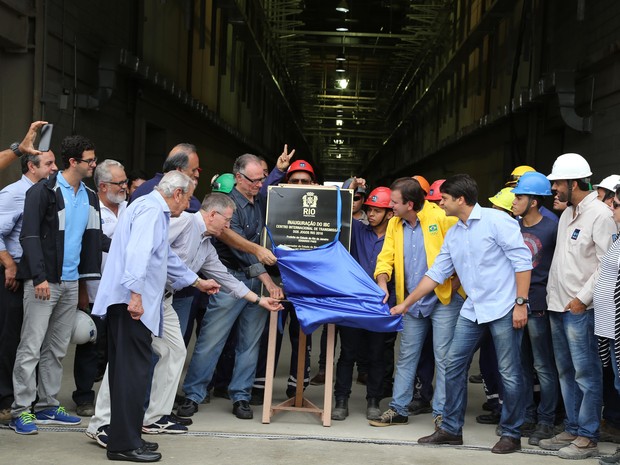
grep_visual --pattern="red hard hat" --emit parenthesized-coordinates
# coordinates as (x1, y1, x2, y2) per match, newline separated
(426, 179, 445, 201)
(286, 160, 316, 182)
(412, 175, 430, 195)
(364, 187, 392, 209)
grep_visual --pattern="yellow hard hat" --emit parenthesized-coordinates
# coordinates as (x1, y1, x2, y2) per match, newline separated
(489, 187, 515, 212)
(506, 165, 535, 186)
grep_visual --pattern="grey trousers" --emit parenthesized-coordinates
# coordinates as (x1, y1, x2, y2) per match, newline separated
(12, 280, 78, 416)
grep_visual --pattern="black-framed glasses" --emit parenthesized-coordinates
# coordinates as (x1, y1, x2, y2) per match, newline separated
(239, 172, 265, 185)
(106, 179, 129, 187)
(288, 178, 312, 185)
(76, 157, 97, 167)
(353, 195, 362, 201)
(613, 200, 620, 210)
(215, 210, 233, 222)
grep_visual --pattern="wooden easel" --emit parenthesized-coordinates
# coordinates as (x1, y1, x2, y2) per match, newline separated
(261, 310, 335, 426)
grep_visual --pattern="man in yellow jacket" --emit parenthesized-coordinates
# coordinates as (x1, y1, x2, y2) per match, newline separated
(369, 177, 464, 429)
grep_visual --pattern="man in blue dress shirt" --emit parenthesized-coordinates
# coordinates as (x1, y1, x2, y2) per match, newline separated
(392, 174, 532, 454)
(92, 171, 220, 462)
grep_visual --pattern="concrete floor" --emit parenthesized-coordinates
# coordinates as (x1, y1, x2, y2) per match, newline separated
(0, 332, 615, 464)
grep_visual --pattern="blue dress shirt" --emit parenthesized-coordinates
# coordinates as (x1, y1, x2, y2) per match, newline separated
(426, 204, 532, 323)
(403, 218, 438, 317)
(92, 191, 198, 336)
(57, 172, 89, 280)
(0, 175, 34, 262)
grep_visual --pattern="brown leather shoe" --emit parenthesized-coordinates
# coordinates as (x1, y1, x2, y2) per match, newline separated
(418, 428, 463, 445)
(491, 435, 521, 454)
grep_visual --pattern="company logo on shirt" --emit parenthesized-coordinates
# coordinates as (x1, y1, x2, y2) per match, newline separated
(428, 224, 438, 234)
(571, 229, 581, 240)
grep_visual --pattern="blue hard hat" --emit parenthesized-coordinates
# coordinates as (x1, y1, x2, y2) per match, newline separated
(511, 171, 552, 196)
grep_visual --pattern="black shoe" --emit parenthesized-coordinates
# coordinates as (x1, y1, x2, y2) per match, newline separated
(520, 421, 536, 437)
(176, 399, 198, 418)
(418, 428, 463, 445)
(407, 399, 432, 416)
(476, 411, 501, 424)
(366, 398, 381, 421)
(212, 387, 229, 399)
(249, 388, 264, 406)
(169, 412, 193, 426)
(286, 387, 299, 399)
(232, 400, 253, 420)
(107, 447, 162, 462)
(469, 373, 483, 384)
(482, 401, 493, 412)
(331, 399, 349, 421)
(141, 441, 159, 452)
(309, 371, 325, 385)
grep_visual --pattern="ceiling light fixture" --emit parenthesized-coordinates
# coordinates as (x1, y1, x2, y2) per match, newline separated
(336, 78, 349, 89)
(336, 119, 343, 126)
(336, 52, 346, 62)
(336, 0, 349, 13)
(336, 62, 346, 73)
(336, 26, 348, 32)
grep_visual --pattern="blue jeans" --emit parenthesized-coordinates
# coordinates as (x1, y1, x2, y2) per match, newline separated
(522, 311, 558, 426)
(441, 311, 525, 438)
(549, 310, 602, 440)
(389, 294, 463, 417)
(172, 295, 195, 338)
(182, 270, 267, 404)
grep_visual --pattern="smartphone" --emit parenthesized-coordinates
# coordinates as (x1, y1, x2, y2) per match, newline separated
(38, 124, 53, 152)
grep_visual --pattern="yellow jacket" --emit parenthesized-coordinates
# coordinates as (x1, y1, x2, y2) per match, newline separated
(374, 201, 464, 305)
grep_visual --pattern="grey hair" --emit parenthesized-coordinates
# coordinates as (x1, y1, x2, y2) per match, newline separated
(21, 153, 42, 174)
(201, 192, 236, 213)
(94, 159, 125, 187)
(154, 171, 193, 197)
(232, 153, 261, 175)
(163, 143, 197, 172)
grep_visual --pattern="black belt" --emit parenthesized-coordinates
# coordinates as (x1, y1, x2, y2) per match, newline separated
(164, 291, 173, 299)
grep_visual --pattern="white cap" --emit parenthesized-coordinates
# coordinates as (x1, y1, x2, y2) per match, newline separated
(593, 174, 620, 192)
(547, 153, 592, 181)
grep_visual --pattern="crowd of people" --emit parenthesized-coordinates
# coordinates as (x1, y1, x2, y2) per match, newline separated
(0, 122, 619, 465)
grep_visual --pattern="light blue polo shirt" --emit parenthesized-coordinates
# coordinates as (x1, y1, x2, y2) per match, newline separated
(57, 172, 89, 281)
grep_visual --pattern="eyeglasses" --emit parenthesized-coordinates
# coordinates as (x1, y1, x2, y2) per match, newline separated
(215, 210, 233, 222)
(288, 178, 313, 185)
(613, 200, 620, 209)
(353, 196, 362, 201)
(76, 157, 97, 167)
(239, 172, 265, 185)
(106, 179, 129, 187)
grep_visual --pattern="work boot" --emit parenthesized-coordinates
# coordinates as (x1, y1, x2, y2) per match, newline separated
(366, 398, 381, 421)
(310, 370, 326, 386)
(331, 399, 349, 421)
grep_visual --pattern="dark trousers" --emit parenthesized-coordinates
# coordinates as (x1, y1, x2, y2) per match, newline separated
(72, 312, 107, 405)
(413, 331, 435, 403)
(107, 304, 152, 452)
(334, 326, 386, 400)
(603, 363, 620, 427)
(0, 269, 23, 410)
(477, 327, 503, 412)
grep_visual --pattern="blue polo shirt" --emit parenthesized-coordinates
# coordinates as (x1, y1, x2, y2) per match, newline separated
(57, 172, 89, 281)
(403, 218, 438, 317)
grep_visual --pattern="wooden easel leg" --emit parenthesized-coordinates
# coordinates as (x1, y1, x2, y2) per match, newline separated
(322, 323, 335, 426)
(261, 311, 279, 423)
(293, 331, 307, 407)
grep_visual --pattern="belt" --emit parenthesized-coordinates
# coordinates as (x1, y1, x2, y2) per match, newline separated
(164, 291, 173, 299)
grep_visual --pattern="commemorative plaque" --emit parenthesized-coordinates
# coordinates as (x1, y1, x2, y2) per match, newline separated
(264, 185, 353, 251)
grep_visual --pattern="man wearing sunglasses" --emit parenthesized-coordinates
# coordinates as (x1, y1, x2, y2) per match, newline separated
(11, 135, 109, 435)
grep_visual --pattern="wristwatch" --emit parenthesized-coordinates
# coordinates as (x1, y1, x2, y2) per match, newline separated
(515, 297, 530, 306)
(254, 295, 261, 305)
(10, 142, 23, 158)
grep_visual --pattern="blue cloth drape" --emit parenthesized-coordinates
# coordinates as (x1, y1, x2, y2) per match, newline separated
(267, 187, 403, 334)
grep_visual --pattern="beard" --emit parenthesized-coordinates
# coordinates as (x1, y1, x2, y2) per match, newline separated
(106, 190, 126, 205)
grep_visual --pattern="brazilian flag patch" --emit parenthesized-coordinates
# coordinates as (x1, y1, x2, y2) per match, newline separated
(429, 224, 438, 233)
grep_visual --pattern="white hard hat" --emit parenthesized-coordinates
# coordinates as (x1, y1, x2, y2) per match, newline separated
(547, 153, 592, 181)
(71, 310, 97, 345)
(593, 174, 620, 192)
